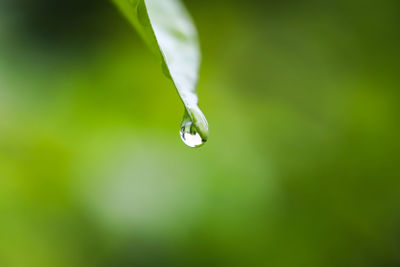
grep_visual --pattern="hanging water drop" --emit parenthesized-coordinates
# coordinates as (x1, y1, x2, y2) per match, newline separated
(180, 121, 206, 148)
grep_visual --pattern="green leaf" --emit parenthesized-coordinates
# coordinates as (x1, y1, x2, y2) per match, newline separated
(112, 0, 209, 142)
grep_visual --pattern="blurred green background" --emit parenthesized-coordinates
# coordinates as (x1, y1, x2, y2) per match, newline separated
(1, 0, 400, 266)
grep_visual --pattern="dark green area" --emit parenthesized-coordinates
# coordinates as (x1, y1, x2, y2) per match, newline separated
(0, 0, 399, 266)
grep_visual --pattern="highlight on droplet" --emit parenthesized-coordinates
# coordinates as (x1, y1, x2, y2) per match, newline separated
(179, 121, 206, 148)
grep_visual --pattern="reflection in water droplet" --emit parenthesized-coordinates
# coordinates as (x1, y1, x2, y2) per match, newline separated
(180, 121, 206, 148)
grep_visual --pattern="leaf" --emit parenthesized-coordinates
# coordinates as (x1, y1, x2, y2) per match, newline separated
(112, 0, 209, 141)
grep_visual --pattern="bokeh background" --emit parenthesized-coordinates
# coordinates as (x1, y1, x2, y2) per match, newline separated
(1, 0, 400, 266)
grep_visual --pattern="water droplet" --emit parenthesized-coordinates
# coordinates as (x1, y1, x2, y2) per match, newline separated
(180, 121, 206, 148)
